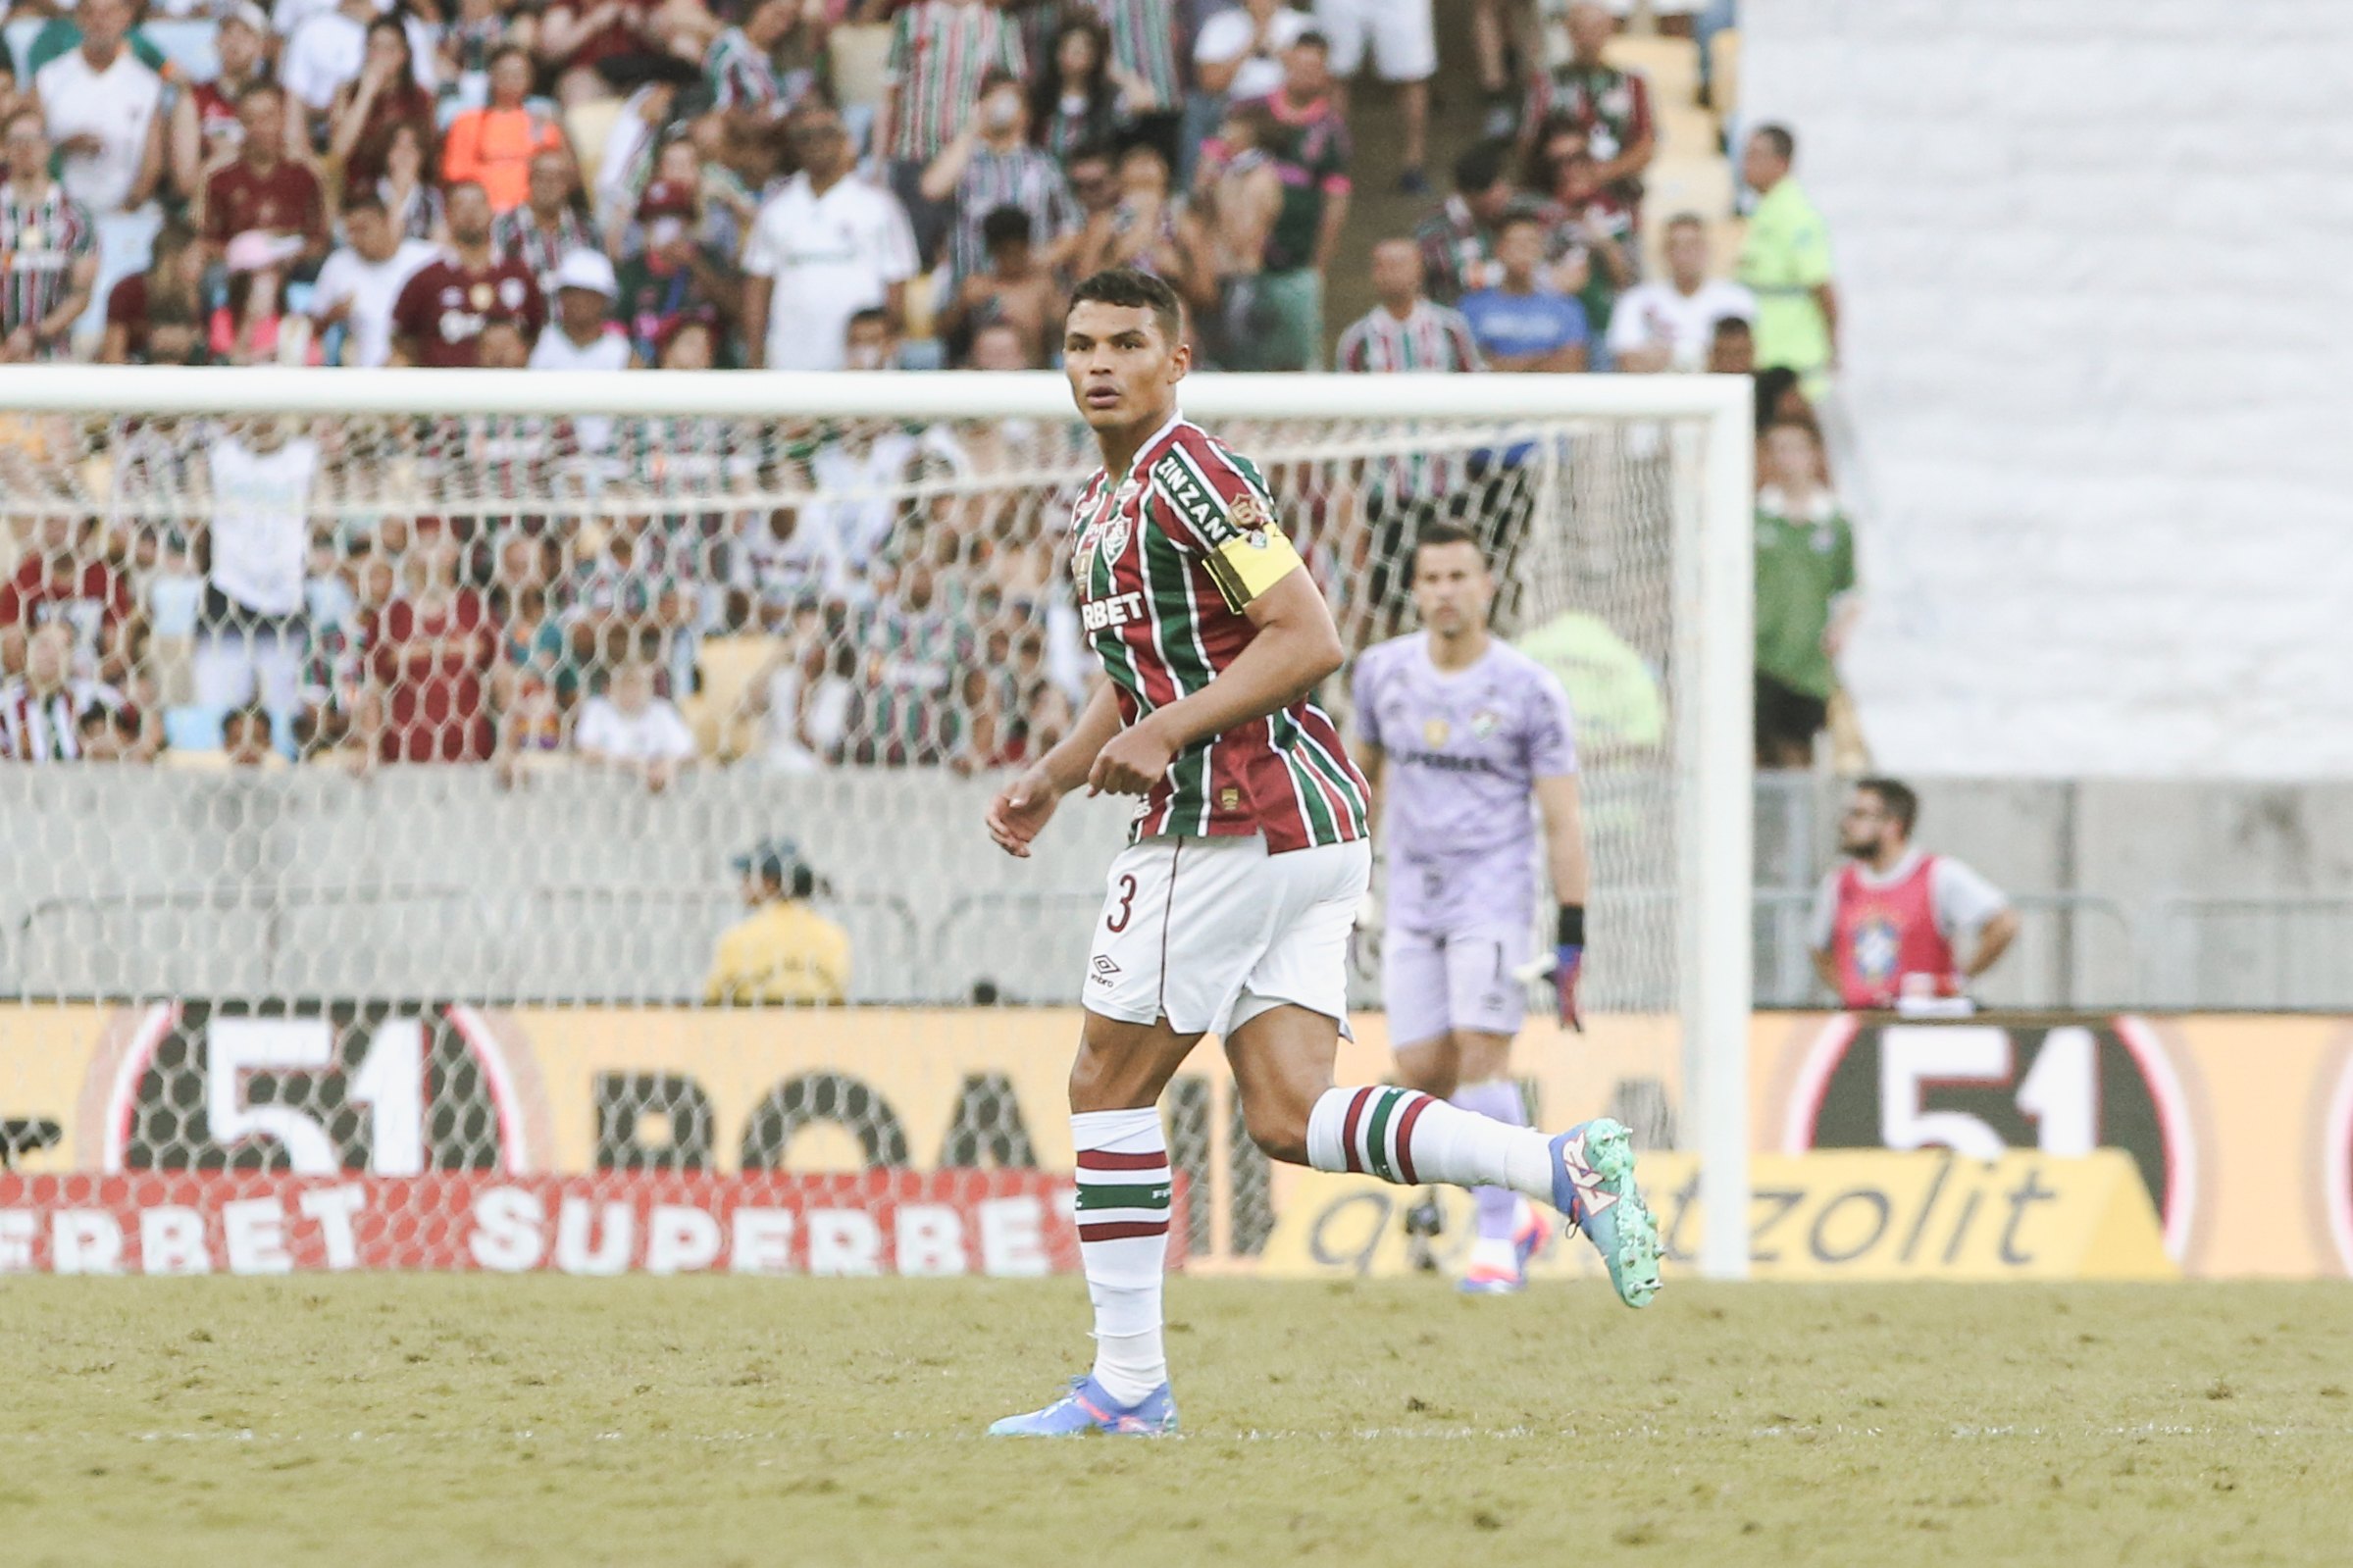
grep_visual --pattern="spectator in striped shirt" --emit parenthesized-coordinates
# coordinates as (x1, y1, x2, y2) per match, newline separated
(702, 0, 812, 132)
(1413, 139, 1514, 306)
(0, 625, 125, 762)
(1519, 1, 1653, 210)
(1084, 0, 1184, 169)
(492, 147, 598, 300)
(1338, 235, 1484, 622)
(920, 69, 1081, 288)
(876, 0, 1025, 270)
(1335, 238, 1481, 375)
(0, 109, 98, 363)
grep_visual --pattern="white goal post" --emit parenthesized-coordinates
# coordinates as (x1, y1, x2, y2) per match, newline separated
(0, 366, 1753, 1280)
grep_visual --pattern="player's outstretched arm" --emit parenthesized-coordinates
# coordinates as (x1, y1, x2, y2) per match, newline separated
(986, 681, 1125, 858)
(1089, 568, 1344, 795)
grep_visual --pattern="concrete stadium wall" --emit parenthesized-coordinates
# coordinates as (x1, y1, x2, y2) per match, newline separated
(0, 769, 1134, 1006)
(3, 769, 2347, 1010)
(1756, 774, 2353, 1009)
(1742, 1, 2353, 776)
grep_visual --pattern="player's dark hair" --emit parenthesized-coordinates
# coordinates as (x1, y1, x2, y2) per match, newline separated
(765, 862, 816, 899)
(1712, 316, 1752, 340)
(1454, 139, 1509, 195)
(1858, 778, 1918, 835)
(1752, 123, 1797, 163)
(226, 702, 273, 740)
(1411, 521, 1488, 569)
(1069, 266, 1184, 347)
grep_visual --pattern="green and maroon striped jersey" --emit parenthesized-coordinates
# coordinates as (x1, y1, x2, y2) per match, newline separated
(1071, 413, 1369, 853)
(0, 182, 94, 348)
(882, 1, 1028, 166)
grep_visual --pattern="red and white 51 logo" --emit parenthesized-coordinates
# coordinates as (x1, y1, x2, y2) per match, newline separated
(1782, 1015, 2201, 1264)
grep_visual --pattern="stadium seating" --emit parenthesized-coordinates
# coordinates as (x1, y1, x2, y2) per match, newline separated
(1604, 33, 1702, 112)
(1709, 27, 1741, 119)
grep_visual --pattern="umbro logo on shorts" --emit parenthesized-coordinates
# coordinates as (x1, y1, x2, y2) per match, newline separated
(1089, 955, 1121, 985)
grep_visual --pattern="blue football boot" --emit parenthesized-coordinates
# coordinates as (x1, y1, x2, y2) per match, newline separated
(1548, 1118, 1662, 1307)
(988, 1374, 1180, 1437)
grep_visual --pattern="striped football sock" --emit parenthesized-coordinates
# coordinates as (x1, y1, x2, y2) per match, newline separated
(1450, 1081, 1527, 1244)
(1305, 1085, 1555, 1205)
(1072, 1106, 1171, 1408)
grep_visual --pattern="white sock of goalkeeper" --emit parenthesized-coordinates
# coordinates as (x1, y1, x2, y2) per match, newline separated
(1449, 1080, 1527, 1242)
(1072, 1107, 1171, 1408)
(1305, 1086, 1554, 1206)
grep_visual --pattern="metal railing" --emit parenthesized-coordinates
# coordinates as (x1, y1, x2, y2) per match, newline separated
(2146, 897, 2353, 1010)
(1754, 888, 2141, 1010)
(13, 880, 2352, 1011)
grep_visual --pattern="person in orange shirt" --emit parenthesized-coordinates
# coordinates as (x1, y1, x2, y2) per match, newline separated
(440, 45, 564, 213)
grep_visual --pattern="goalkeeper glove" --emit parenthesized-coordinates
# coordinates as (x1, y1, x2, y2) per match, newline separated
(1554, 904, 1585, 1033)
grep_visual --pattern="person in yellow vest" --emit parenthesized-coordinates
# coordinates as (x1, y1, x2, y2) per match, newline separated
(703, 837, 852, 1005)
(1736, 123, 1840, 403)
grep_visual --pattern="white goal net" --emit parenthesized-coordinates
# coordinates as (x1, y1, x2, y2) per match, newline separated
(0, 369, 1751, 1278)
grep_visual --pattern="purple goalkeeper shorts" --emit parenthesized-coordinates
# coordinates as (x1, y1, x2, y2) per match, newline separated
(1381, 924, 1530, 1048)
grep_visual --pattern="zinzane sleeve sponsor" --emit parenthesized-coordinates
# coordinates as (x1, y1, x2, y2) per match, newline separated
(1146, 437, 1304, 614)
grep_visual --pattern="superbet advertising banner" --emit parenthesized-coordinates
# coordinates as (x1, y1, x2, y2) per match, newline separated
(0, 1002, 2349, 1278)
(0, 1171, 1094, 1279)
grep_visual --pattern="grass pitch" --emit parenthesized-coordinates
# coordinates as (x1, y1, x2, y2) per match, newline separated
(2, 1276, 2346, 1566)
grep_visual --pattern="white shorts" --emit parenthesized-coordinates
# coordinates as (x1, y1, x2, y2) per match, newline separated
(1084, 834, 1372, 1038)
(1382, 924, 1531, 1048)
(1313, 0, 1436, 81)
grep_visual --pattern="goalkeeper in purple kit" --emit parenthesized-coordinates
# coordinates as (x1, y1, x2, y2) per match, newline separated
(1352, 522, 1595, 1293)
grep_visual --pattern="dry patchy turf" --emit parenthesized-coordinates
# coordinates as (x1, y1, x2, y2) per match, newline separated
(0, 1276, 2346, 1566)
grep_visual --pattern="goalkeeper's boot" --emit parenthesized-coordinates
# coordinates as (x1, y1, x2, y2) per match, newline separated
(1512, 1195, 1553, 1272)
(988, 1374, 1179, 1438)
(1458, 1197, 1552, 1294)
(1548, 1118, 1662, 1308)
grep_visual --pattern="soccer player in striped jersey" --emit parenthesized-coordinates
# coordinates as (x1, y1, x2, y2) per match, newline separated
(984, 268, 1661, 1439)
(1352, 523, 1593, 1293)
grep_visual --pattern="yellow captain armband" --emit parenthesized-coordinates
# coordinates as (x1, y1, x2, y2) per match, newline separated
(1202, 507, 1304, 612)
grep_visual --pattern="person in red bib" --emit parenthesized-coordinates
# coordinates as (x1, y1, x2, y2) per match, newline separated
(1809, 777, 2019, 1010)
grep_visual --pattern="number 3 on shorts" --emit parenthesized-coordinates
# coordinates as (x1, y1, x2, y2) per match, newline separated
(1106, 874, 1138, 933)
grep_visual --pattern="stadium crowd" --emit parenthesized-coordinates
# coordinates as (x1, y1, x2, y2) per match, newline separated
(0, 0, 1851, 772)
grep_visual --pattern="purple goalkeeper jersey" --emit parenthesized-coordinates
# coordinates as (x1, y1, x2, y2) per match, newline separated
(1353, 632, 1579, 933)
